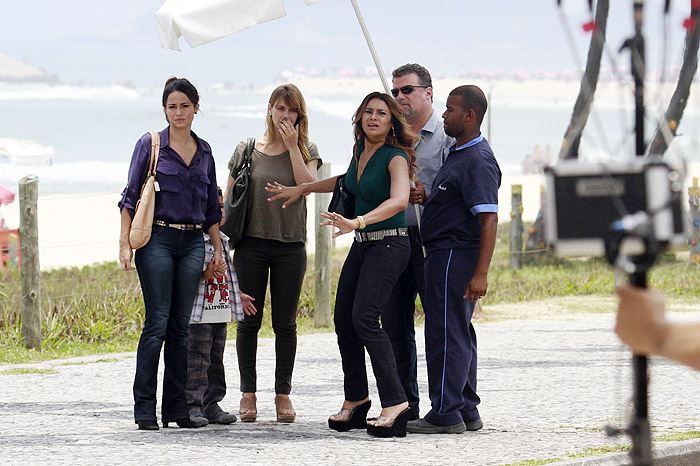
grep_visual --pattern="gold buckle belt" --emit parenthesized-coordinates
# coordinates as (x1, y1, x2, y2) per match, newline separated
(153, 220, 202, 231)
(354, 228, 408, 242)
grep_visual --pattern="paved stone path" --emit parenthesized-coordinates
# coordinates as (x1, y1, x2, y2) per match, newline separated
(2, 311, 700, 466)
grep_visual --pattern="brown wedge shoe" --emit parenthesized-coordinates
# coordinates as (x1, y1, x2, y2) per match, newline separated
(239, 394, 257, 422)
(275, 394, 296, 423)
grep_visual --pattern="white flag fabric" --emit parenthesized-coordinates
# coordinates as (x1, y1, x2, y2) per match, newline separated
(156, 0, 322, 51)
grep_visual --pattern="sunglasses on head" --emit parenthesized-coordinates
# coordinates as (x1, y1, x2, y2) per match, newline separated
(390, 85, 428, 97)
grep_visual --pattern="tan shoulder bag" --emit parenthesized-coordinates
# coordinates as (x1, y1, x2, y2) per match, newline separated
(129, 131, 160, 249)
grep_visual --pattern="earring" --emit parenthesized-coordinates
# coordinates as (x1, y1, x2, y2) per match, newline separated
(390, 127, 395, 136)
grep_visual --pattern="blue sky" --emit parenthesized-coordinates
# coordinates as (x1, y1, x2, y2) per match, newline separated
(0, 0, 693, 86)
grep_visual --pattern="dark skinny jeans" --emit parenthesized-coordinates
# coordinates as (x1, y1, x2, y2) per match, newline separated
(233, 235, 306, 395)
(334, 236, 410, 408)
(382, 229, 424, 415)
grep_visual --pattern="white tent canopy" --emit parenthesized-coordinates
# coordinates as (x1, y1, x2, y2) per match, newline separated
(156, 0, 323, 51)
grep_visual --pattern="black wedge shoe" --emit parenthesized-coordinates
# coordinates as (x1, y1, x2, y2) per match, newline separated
(137, 420, 160, 431)
(366, 407, 411, 438)
(328, 400, 372, 432)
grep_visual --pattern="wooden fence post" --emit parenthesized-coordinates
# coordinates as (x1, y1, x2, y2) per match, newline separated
(19, 175, 41, 349)
(510, 184, 523, 269)
(314, 163, 332, 327)
(689, 177, 700, 266)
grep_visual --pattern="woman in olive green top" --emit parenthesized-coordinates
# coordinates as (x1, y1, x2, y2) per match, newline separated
(224, 84, 321, 423)
(266, 92, 418, 437)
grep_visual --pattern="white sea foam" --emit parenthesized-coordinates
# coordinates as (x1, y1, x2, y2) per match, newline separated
(211, 98, 359, 120)
(0, 83, 142, 101)
(211, 106, 267, 119)
(307, 97, 357, 120)
(0, 77, 697, 195)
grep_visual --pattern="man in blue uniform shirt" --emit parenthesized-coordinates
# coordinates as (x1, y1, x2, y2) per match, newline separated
(407, 85, 501, 434)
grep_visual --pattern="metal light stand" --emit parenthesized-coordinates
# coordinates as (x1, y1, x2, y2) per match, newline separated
(614, 1, 653, 464)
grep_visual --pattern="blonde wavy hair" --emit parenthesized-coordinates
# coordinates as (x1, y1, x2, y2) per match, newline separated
(264, 84, 311, 162)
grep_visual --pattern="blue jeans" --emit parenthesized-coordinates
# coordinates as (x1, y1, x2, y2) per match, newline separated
(133, 225, 204, 423)
(382, 228, 424, 415)
(334, 236, 410, 408)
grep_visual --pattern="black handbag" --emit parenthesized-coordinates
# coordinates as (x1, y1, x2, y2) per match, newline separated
(221, 138, 255, 248)
(328, 174, 355, 219)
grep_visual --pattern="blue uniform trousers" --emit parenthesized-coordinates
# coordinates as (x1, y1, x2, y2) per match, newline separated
(423, 247, 481, 426)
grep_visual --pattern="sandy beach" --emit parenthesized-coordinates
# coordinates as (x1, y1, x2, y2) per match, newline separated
(0, 164, 700, 270)
(0, 173, 547, 270)
(4, 164, 697, 270)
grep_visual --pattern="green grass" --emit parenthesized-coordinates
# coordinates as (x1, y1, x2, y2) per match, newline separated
(483, 227, 700, 304)
(499, 430, 700, 466)
(499, 444, 630, 466)
(0, 367, 59, 375)
(59, 357, 127, 366)
(2, 221, 700, 363)
(0, 337, 139, 364)
(655, 430, 700, 442)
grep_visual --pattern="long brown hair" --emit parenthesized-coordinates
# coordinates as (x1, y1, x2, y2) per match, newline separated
(264, 84, 311, 162)
(352, 92, 418, 178)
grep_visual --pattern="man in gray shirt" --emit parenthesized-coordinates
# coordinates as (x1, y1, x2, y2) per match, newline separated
(383, 63, 453, 420)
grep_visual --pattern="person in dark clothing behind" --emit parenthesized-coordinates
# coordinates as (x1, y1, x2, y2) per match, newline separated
(384, 63, 453, 421)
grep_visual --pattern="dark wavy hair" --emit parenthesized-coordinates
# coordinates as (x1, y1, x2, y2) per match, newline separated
(162, 77, 200, 108)
(352, 92, 418, 178)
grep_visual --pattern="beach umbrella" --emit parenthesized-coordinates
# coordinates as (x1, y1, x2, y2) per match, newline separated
(0, 184, 15, 207)
(154, 0, 391, 93)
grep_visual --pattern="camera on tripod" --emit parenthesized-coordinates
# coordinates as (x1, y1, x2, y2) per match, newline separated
(544, 158, 686, 258)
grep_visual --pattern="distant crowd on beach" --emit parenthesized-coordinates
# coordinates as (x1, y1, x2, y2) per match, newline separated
(118, 61, 498, 437)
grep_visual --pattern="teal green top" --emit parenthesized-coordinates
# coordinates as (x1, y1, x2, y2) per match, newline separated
(345, 143, 409, 232)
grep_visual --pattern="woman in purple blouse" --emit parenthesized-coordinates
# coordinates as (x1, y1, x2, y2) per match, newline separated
(118, 77, 223, 431)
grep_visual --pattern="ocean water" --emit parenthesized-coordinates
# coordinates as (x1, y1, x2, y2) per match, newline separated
(1, 80, 699, 194)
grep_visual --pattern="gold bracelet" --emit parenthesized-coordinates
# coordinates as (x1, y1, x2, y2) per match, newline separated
(356, 215, 366, 229)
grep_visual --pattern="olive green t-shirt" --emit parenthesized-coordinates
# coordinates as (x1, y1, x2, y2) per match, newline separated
(345, 143, 408, 232)
(228, 140, 322, 243)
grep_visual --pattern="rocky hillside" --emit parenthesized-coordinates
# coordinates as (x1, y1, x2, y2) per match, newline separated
(0, 53, 58, 83)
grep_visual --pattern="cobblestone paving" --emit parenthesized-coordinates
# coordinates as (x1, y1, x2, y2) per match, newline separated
(2, 312, 700, 466)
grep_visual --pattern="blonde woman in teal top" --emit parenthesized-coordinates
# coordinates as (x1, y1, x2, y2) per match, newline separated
(266, 92, 418, 437)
